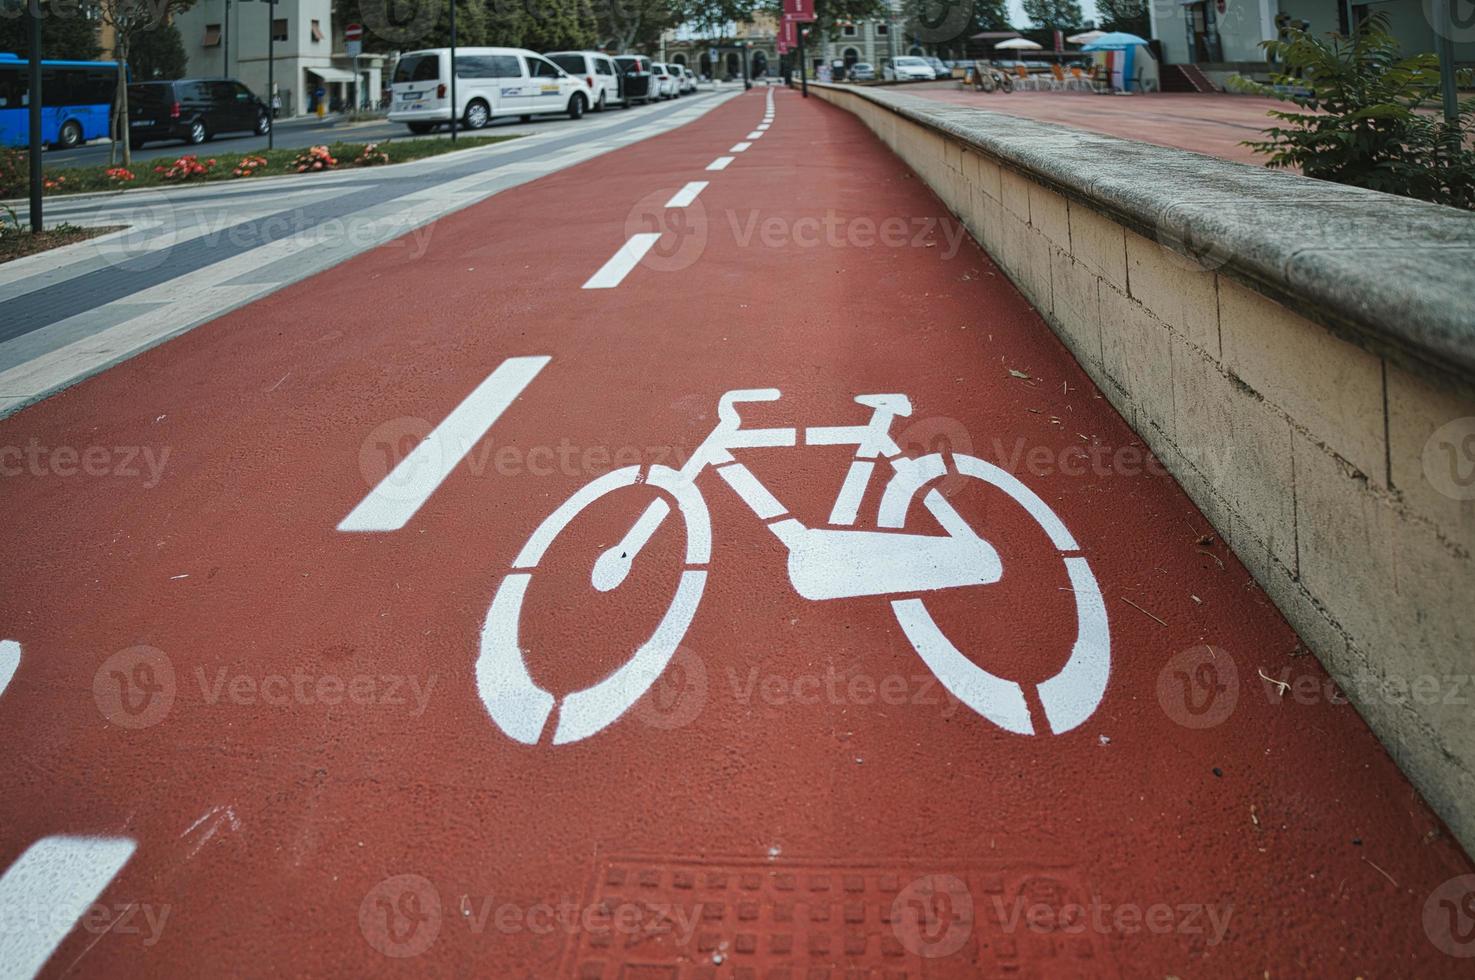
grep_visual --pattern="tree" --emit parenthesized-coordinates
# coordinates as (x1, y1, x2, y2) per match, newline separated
(1020, 0, 1081, 31)
(901, 0, 1012, 56)
(593, 0, 681, 51)
(95, 0, 192, 165)
(342, 0, 488, 52)
(487, 0, 598, 50)
(0, 0, 103, 61)
(1095, 0, 1146, 36)
(127, 19, 186, 79)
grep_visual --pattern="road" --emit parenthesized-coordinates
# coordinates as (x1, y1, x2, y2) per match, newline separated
(1, 84, 1473, 978)
(41, 84, 736, 170)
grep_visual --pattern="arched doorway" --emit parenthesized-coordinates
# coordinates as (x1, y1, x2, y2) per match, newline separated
(842, 47, 860, 69)
(751, 50, 768, 77)
(908, 45, 925, 56)
(725, 52, 739, 77)
(699, 53, 712, 78)
(672, 53, 687, 67)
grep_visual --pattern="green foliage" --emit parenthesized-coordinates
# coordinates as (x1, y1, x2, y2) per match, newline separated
(1233, 13, 1475, 210)
(593, 0, 680, 51)
(1021, 0, 1082, 31)
(900, 0, 1013, 50)
(127, 20, 187, 79)
(1095, 0, 1146, 36)
(0, 0, 103, 60)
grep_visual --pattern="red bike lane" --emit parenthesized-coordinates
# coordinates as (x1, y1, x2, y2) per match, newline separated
(0, 86, 1471, 977)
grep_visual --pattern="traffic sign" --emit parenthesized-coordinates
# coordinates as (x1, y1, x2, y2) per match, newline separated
(344, 22, 363, 40)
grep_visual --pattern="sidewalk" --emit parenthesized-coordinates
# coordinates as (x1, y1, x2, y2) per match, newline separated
(0, 83, 1470, 977)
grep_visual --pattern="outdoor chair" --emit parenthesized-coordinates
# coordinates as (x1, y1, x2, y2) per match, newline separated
(1048, 64, 1068, 91)
(1067, 66, 1091, 92)
(1012, 64, 1036, 91)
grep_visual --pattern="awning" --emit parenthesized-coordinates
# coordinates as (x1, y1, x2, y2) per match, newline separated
(307, 66, 356, 83)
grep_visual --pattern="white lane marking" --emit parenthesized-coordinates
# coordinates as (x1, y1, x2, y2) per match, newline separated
(0, 836, 137, 979)
(730, 142, 752, 153)
(665, 181, 709, 208)
(746, 130, 763, 140)
(581, 232, 663, 290)
(0, 641, 17, 699)
(706, 157, 734, 171)
(338, 356, 552, 532)
(757, 124, 770, 131)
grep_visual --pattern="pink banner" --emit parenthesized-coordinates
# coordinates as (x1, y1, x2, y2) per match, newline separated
(783, 0, 816, 22)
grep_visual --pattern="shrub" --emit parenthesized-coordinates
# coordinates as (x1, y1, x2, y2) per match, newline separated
(154, 155, 216, 181)
(105, 167, 135, 185)
(1232, 13, 1475, 210)
(0, 148, 26, 199)
(354, 143, 390, 167)
(292, 145, 337, 172)
(233, 155, 269, 177)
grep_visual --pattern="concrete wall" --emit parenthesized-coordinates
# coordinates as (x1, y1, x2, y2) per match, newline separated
(810, 83, 1475, 855)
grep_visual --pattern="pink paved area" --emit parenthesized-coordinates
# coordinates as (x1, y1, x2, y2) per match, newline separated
(905, 83, 1287, 167)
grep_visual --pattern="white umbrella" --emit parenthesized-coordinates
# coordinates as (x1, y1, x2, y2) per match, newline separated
(994, 38, 1043, 50)
(1066, 30, 1106, 45)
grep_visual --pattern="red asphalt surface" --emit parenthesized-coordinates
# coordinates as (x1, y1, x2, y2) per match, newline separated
(1, 87, 1473, 977)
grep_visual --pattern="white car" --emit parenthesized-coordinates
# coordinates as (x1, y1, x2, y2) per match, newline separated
(882, 56, 936, 81)
(546, 50, 624, 111)
(388, 46, 593, 132)
(677, 65, 697, 94)
(650, 63, 678, 99)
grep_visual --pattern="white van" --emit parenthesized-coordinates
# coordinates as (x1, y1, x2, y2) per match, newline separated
(545, 51, 623, 111)
(388, 47, 593, 132)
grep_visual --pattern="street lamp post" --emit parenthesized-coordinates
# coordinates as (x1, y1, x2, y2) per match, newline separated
(266, 0, 275, 149)
(798, 24, 808, 98)
(27, 1, 42, 232)
(449, 0, 457, 142)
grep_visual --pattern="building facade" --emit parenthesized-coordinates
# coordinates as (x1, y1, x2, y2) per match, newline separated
(1150, 0, 1474, 74)
(173, 0, 383, 117)
(662, 17, 780, 80)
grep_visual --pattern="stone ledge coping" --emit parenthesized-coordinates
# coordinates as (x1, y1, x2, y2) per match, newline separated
(815, 82, 1475, 384)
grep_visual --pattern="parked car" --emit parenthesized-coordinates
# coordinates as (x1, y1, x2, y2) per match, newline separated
(848, 62, 876, 81)
(612, 55, 656, 105)
(650, 63, 678, 99)
(126, 78, 270, 149)
(882, 57, 935, 81)
(924, 56, 951, 79)
(545, 50, 623, 111)
(676, 65, 698, 94)
(388, 47, 592, 132)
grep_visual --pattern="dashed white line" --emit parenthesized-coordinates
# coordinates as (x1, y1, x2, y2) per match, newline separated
(581, 231, 664, 289)
(707, 157, 734, 171)
(730, 142, 752, 153)
(0, 640, 17, 700)
(338, 356, 552, 532)
(666, 181, 709, 208)
(758, 124, 770, 130)
(746, 131, 764, 139)
(0, 836, 137, 980)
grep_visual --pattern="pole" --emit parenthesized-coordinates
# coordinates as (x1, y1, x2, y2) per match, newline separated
(267, 0, 275, 149)
(1431, 0, 1459, 126)
(449, 0, 457, 142)
(26, 1, 42, 232)
(798, 25, 808, 97)
(742, 41, 751, 90)
(224, 0, 231, 79)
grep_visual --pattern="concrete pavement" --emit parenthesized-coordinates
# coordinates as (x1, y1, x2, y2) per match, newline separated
(0, 83, 1472, 978)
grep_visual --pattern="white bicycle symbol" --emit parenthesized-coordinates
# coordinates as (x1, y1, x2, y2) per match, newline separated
(478, 389, 1110, 744)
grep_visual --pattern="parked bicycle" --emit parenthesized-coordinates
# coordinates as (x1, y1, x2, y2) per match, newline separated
(971, 60, 1015, 93)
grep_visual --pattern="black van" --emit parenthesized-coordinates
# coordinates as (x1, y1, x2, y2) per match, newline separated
(127, 78, 270, 149)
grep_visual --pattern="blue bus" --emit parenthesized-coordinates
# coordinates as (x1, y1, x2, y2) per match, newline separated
(0, 53, 122, 149)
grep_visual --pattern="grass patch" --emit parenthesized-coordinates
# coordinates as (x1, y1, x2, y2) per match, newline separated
(2, 134, 520, 199)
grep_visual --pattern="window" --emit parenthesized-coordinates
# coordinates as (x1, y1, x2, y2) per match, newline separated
(393, 54, 441, 83)
(0, 65, 22, 108)
(311, 19, 323, 42)
(203, 23, 221, 48)
(526, 57, 560, 78)
(595, 58, 614, 76)
(877, 23, 888, 34)
(842, 23, 857, 36)
(548, 54, 585, 74)
(489, 55, 521, 77)
(272, 18, 288, 41)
